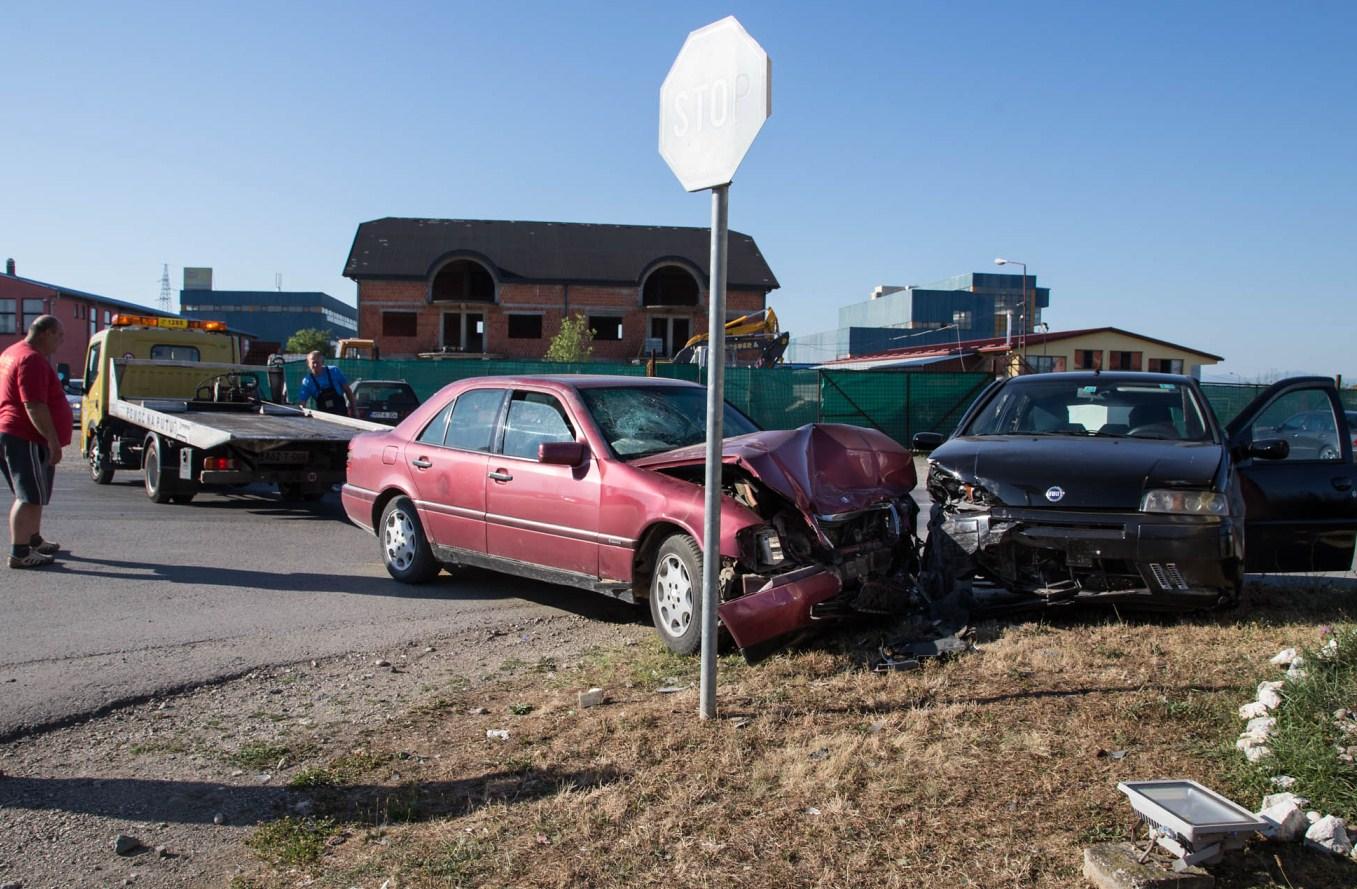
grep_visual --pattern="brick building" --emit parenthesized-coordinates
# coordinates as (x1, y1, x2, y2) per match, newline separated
(1, 259, 177, 382)
(343, 218, 779, 360)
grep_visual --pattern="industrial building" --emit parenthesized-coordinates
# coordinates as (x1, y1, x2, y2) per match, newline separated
(178, 267, 357, 347)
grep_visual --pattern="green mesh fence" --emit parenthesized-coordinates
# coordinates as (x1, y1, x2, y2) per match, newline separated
(1199, 382, 1271, 427)
(281, 359, 992, 445)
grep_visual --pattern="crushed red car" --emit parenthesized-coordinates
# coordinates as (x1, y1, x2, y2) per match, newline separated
(341, 375, 921, 656)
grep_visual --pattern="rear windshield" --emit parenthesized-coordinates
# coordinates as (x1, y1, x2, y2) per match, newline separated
(580, 385, 760, 459)
(355, 384, 418, 406)
(963, 379, 1214, 442)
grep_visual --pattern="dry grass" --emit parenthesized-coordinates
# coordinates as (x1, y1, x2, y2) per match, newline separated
(236, 576, 1357, 888)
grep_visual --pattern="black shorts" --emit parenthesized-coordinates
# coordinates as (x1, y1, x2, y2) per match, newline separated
(0, 433, 55, 506)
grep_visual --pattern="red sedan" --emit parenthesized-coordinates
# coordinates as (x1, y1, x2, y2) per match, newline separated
(341, 375, 920, 656)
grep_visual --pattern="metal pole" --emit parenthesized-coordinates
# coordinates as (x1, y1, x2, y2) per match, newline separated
(699, 183, 729, 721)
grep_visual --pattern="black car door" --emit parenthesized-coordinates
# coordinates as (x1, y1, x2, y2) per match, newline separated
(1226, 377, 1357, 571)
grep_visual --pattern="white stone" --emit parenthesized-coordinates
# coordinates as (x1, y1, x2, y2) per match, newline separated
(1257, 800, 1309, 842)
(1318, 638, 1339, 659)
(577, 688, 604, 709)
(1258, 681, 1285, 710)
(1243, 744, 1273, 763)
(1261, 792, 1309, 811)
(1239, 701, 1270, 719)
(1270, 647, 1298, 667)
(1286, 661, 1309, 681)
(1305, 815, 1353, 856)
(1246, 716, 1276, 737)
(1307, 810, 1322, 824)
(485, 729, 510, 741)
(1271, 775, 1297, 789)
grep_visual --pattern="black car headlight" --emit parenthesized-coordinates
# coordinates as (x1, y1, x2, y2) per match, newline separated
(1140, 489, 1228, 517)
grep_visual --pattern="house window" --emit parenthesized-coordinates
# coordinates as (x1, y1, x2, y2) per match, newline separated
(442, 312, 485, 352)
(507, 314, 543, 339)
(0, 299, 14, 334)
(1147, 358, 1184, 374)
(1074, 349, 1102, 370)
(1108, 350, 1143, 371)
(1027, 355, 1067, 373)
(952, 309, 973, 329)
(22, 298, 45, 328)
(649, 316, 692, 356)
(589, 316, 623, 341)
(89, 317, 96, 338)
(382, 312, 418, 337)
(642, 265, 700, 307)
(431, 259, 495, 303)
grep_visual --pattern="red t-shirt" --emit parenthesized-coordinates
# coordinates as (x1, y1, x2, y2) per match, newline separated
(0, 340, 73, 447)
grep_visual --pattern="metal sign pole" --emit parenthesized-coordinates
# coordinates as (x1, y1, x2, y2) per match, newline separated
(699, 183, 729, 720)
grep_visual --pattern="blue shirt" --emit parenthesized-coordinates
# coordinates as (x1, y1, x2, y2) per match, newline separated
(296, 365, 349, 403)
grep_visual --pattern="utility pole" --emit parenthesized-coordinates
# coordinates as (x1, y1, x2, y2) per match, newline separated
(158, 264, 172, 313)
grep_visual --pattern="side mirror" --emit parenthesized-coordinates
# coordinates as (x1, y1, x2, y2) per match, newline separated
(539, 441, 588, 466)
(912, 432, 945, 451)
(1248, 438, 1290, 461)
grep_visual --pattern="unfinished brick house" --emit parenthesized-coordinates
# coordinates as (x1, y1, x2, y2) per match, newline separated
(343, 218, 779, 360)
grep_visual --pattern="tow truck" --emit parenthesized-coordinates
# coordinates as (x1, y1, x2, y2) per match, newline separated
(80, 314, 384, 504)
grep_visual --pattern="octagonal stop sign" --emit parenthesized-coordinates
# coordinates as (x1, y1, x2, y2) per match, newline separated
(659, 16, 771, 192)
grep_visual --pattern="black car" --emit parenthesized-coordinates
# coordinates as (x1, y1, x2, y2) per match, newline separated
(351, 380, 420, 426)
(913, 373, 1357, 610)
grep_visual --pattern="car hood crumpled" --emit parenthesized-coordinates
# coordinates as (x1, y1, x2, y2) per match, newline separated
(631, 423, 917, 515)
(933, 436, 1224, 509)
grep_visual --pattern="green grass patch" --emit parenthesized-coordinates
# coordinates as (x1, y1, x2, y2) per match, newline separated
(229, 742, 293, 770)
(508, 702, 534, 716)
(288, 767, 337, 789)
(419, 835, 489, 885)
(245, 816, 336, 866)
(1239, 625, 1357, 820)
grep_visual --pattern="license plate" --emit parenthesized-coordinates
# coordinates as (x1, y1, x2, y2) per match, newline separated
(262, 450, 309, 464)
(371, 411, 398, 419)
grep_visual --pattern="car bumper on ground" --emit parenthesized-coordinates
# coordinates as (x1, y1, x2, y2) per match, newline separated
(718, 565, 845, 650)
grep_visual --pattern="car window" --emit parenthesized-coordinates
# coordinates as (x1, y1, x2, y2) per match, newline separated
(416, 402, 455, 445)
(580, 385, 760, 459)
(501, 392, 576, 459)
(965, 380, 1210, 441)
(149, 345, 201, 361)
(84, 343, 101, 390)
(1251, 390, 1342, 462)
(356, 383, 418, 406)
(444, 388, 506, 452)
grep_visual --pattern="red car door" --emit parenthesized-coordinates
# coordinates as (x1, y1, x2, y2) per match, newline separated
(484, 390, 601, 578)
(403, 388, 506, 555)
(1227, 377, 1357, 571)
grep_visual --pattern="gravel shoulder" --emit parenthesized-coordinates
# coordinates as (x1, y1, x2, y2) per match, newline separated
(0, 612, 651, 889)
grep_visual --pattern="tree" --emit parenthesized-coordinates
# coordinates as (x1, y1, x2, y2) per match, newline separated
(544, 312, 595, 363)
(285, 328, 333, 357)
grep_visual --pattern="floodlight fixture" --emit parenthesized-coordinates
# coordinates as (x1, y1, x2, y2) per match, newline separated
(1117, 779, 1267, 867)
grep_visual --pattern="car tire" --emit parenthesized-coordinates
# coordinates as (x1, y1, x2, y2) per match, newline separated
(1320, 444, 1339, 461)
(89, 431, 114, 485)
(379, 496, 439, 584)
(649, 534, 703, 655)
(143, 435, 175, 504)
(170, 493, 196, 505)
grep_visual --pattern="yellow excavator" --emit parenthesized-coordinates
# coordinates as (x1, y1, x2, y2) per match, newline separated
(672, 307, 789, 368)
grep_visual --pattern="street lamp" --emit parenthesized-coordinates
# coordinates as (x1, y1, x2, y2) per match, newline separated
(994, 257, 1030, 370)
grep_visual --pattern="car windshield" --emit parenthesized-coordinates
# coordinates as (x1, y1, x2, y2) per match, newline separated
(963, 378, 1214, 441)
(580, 385, 761, 458)
(356, 384, 417, 406)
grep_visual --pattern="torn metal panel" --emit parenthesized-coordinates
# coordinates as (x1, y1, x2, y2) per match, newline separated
(718, 566, 843, 650)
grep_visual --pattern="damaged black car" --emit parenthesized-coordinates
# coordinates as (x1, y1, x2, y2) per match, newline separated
(913, 373, 1357, 611)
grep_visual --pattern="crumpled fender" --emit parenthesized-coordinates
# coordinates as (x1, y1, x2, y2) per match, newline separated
(717, 566, 844, 650)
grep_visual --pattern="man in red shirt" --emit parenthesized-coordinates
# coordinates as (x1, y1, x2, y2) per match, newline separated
(0, 315, 72, 568)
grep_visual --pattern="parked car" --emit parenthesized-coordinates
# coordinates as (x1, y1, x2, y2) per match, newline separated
(351, 379, 420, 425)
(341, 375, 921, 655)
(64, 379, 83, 427)
(913, 373, 1357, 611)
(1254, 409, 1357, 461)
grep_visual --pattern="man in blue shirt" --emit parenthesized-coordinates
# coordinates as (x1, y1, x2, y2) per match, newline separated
(295, 351, 355, 416)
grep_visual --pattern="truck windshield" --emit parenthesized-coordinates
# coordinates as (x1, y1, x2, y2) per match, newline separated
(964, 379, 1215, 442)
(580, 385, 760, 459)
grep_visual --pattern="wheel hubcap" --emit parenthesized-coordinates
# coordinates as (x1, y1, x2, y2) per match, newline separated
(384, 508, 416, 571)
(145, 445, 158, 494)
(654, 553, 693, 638)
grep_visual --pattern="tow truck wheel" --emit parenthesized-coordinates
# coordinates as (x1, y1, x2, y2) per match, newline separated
(649, 534, 703, 655)
(88, 433, 114, 485)
(379, 496, 439, 583)
(143, 435, 175, 504)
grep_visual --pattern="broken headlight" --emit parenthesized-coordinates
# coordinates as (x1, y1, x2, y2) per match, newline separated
(755, 527, 786, 567)
(1140, 489, 1227, 517)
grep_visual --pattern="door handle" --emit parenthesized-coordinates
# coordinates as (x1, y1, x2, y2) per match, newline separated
(488, 470, 513, 482)
(1333, 476, 1353, 492)
(411, 457, 432, 469)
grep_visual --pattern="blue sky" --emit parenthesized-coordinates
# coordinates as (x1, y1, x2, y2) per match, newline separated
(3, 1, 1354, 380)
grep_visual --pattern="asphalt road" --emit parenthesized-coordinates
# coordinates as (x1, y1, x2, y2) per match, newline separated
(0, 443, 640, 741)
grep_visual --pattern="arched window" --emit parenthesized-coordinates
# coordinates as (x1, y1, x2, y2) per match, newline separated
(642, 265, 699, 307)
(431, 259, 495, 303)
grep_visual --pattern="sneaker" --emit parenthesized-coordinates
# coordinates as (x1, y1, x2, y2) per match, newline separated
(33, 539, 60, 556)
(8, 551, 55, 569)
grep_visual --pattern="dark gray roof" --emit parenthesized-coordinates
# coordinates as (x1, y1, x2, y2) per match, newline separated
(177, 290, 355, 318)
(343, 218, 779, 291)
(4, 273, 176, 317)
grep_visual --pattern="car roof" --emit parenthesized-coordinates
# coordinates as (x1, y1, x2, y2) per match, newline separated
(1001, 371, 1194, 387)
(353, 379, 415, 387)
(454, 374, 702, 390)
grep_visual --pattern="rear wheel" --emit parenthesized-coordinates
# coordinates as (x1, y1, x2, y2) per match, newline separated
(379, 496, 439, 583)
(143, 435, 175, 504)
(170, 493, 196, 505)
(649, 534, 703, 655)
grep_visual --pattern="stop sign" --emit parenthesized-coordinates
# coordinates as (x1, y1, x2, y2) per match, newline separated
(659, 17, 771, 192)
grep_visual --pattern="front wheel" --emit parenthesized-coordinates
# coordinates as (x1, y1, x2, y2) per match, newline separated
(379, 496, 439, 583)
(649, 534, 703, 655)
(89, 431, 114, 485)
